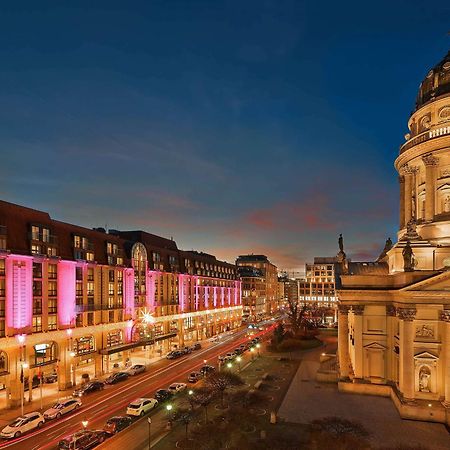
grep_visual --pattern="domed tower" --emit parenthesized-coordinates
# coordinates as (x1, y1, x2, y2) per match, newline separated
(390, 50, 450, 271)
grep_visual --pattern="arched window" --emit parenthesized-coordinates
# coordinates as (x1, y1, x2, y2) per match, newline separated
(131, 323, 154, 343)
(0, 351, 8, 374)
(73, 335, 95, 355)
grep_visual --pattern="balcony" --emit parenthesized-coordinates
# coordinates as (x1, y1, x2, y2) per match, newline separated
(400, 126, 450, 154)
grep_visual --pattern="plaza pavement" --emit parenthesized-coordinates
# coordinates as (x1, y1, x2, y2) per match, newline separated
(278, 338, 450, 449)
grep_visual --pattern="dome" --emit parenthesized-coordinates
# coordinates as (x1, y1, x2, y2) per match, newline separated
(415, 50, 450, 111)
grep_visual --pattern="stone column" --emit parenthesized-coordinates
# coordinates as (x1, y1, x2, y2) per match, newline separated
(422, 154, 438, 222)
(440, 310, 450, 406)
(399, 176, 406, 229)
(338, 305, 351, 379)
(398, 308, 416, 402)
(386, 305, 397, 382)
(352, 305, 365, 380)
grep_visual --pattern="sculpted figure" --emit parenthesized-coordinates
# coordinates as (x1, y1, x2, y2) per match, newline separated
(402, 240, 414, 272)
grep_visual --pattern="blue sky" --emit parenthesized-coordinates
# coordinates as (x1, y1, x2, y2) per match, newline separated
(0, 1, 449, 270)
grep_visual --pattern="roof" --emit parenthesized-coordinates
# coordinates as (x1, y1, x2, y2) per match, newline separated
(416, 50, 450, 111)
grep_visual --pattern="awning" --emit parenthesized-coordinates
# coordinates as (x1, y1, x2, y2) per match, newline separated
(98, 333, 177, 355)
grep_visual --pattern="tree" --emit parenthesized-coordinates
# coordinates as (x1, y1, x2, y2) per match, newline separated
(273, 323, 285, 345)
(204, 372, 244, 408)
(174, 408, 194, 441)
(286, 299, 309, 335)
(191, 387, 214, 423)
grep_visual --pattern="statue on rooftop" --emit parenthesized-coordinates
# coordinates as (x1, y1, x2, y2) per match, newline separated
(338, 234, 344, 253)
(402, 240, 414, 272)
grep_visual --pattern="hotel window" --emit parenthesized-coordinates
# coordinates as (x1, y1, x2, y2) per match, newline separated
(117, 295, 123, 308)
(87, 282, 94, 296)
(48, 315, 57, 331)
(42, 228, 50, 243)
(33, 298, 42, 315)
(74, 336, 95, 355)
(33, 316, 42, 332)
(107, 330, 123, 347)
(33, 263, 42, 278)
(118, 310, 123, 322)
(87, 268, 94, 281)
(31, 244, 42, 255)
(109, 311, 114, 322)
(47, 246, 57, 257)
(33, 281, 42, 297)
(108, 283, 115, 296)
(48, 264, 57, 279)
(86, 252, 94, 262)
(76, 314, 83, 327)
(76, 282, 83, 297)
(0, 298, 4, 317)
(76, 267, 83, 281)
(0, 279, 4, 297)
(0, 259, 4, 276)
(31, 225, 40, 240)
(48, 298, 57, 314)
(109, 270, 115, 282)
(87, 313, 94, 326)
(48, 281, 57, 297)
(74, 235, 81, 248)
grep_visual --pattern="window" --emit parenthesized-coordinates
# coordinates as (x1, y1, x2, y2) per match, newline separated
(33, 281, 42, 297)
(86, 252, 94, 262)
(33, 263, 42, 278)
(76, 267, 83, 281)
(76, 282, 83, 297)
(33, 298, 42, 315)
(42, 228, 50, 243)
(0, 298, 4, 317)
(47, 246, 57, 257)
(48, 281, 57, 297)
(87, 282, 94, 296)
(0, 279, 4, 297)
(87, 313, 94, 326)
(33, 316, 42, 332)
(0, 321, 4, 338)
(31, 225, 40, 240)
(31, 244, 42, 255)
(0, 259, 4, 276)
(107, 330, 123, 347)
(109, 311, 114, 322)
(109, 270, 115, 282)
(33, 342, 57, 365)
(74, 235, 81, 248)
(0, 351, 8, 373)
(76, 314, 83, 327)
(48, 298, 57, 314)
(87, 268, 94, 281)
(74, 336, 95, 355)
(48, 264, 57, 279)
(108, 283, 114, 296)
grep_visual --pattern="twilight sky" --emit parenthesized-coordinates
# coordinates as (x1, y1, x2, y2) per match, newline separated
(0, 1, 449, 271)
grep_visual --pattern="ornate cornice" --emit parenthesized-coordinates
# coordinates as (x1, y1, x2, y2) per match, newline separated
(422, 153, 439, 166)
(397, 307, 417, 321)
(351, 305, 365, 315)
(338, 305, 351, 314)
(439, 310, 450, 323)
(386, 305, 397, 317)
(400, 164, 419, 175)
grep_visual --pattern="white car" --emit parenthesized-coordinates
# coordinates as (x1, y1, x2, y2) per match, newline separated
(0, 412, 45, 439)
(127, 364, 146, 376)
(168, 382, 187, 393)
(126, 398, 158, 416)
(44, 397, 82, 420)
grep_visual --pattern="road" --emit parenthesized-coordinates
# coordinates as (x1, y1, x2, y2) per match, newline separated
(0, 323, 274, 450)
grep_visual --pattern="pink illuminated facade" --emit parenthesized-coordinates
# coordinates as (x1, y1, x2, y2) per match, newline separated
(0, 199, 242, 408)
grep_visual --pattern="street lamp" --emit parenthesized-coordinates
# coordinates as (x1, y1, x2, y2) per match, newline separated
(250, 347, 255, 360)
(203, 359, 207, 364)
(20, 362, 28, 416)
(82, 419, 88, 429)
(147, 417, 152, 449)
(236, 356, 241, 372)
(256, 343, 261, 357)
(70, 351, 76, 387)
(226, 362, 232, 370)
(166, 404, 173, 430)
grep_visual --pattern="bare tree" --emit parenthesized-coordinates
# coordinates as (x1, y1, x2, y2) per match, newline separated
(174, 407, 194, 441)
(204, 372, 244, 408)
(286, 299, 309, 335)
(191, 387, 214, 423)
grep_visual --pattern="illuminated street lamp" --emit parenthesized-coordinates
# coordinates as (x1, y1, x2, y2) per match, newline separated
(250, 347, 255, 360)
(256, 343, 261, 357)
(226, 362, 232, 370)
(82, 418, 88, 429)
(166, 404, 173, 429)
(203, 359, 207, 364)
(236, 356, 242, 372)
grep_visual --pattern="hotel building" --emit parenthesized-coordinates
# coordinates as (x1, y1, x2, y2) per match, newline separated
(0, 200, 241, 408)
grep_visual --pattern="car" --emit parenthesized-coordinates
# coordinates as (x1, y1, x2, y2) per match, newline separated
(234, 348, 243, 355)
(58, 430, 107, 449)
(192, 343, 202, 350)
(199, 365, 215, 375)
(127, 364, 146, 376)
(226, 352, 236, 360)
(0, 412, 45, 439)
(218, 355, 227, 362)
(44, 373, 58, 383)
(154, 389, 173, 403)
(181, 347, 192, 354)
(126, 398, 158, 416)
(44, 398, 82, 420)
(188, 371, 202, 383)
(73, 381, 105, 397)
(105, 372, 129, 384)
(168, 382, 187, 393)
(103, 416, 132, 435)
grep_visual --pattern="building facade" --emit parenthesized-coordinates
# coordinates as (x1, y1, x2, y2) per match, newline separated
(0, 200, 242, 408)
(298, 257, 337, 323)
(236, 254, 278, 319)
(337, 50, 450, 425)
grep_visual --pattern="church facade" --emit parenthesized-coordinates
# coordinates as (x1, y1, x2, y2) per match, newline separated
(337, 50, 450, 425)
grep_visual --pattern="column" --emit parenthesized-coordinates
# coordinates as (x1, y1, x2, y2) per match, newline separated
(399, 175, 406, 229)
(403, 168, 413, 224)
(440, 310, 450, 406)
(422, 154, 438, 222)
(352, 305, 365, 380)
(398, 308, 416, 402)
(386, 305, 397, 383)
(338, 305, 351, 379)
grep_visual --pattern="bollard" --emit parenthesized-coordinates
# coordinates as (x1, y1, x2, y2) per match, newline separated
(270, 411, 277, 424)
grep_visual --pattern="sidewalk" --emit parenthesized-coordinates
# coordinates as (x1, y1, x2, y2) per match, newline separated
(278, 342, 450, 450)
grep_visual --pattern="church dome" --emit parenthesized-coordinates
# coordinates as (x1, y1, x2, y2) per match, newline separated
(415, 50, 450, 111)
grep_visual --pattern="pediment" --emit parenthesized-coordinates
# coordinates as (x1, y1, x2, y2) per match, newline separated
(402, 271, 450, 292)
(364, 342, 386, 350)
(414, 351, 438, 360)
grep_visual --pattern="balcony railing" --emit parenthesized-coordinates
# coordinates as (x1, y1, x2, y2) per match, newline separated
(400, 126, 450, 154)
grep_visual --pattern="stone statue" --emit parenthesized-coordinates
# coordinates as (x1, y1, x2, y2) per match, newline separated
(419, 366, 431, 392)
(411, 195, 416, 219)
(403, 218, 420, 240)
(376, 237, 393, 262)
(338, 234, 344, 253)
(402, 240, 414, 272)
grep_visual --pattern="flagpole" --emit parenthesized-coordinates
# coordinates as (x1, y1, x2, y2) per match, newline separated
(39, 370, 43, 411)
(20, 366, 24, 416)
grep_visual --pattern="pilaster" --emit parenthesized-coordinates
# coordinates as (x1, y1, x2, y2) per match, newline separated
(398, 307, 416, 402)
(352, 305, 365, 379)
(338, 305, 350, 379)
(422, 154, 438, 222)
(439, 310, 450, 406)
(399, 175, 406, 229)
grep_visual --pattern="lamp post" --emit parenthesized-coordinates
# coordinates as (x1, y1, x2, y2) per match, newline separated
(250, 347, 255, 361)
(188, 390, 194, 410)
(166, 404, 173, 430)
(236, 356, 241, 372)
(226, 362, 232, 371)
(147, 417, 152, 449)
(82, 418, 88, 430)
(70, 351, 76, 387)
(256, 343, 261, 357)
(20, 362, 28, 416)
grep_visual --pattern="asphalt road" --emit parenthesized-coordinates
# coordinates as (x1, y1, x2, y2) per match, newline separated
(0, 324, 273, 450)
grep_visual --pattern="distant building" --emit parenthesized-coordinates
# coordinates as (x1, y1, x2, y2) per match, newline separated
(299, 257, 337, 323)
(278, 275, 299, 306)
(236, 254, 279, 319)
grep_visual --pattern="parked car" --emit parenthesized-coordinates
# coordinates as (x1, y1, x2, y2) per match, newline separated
(58, 430, 107, 449)
(166, 351, 179, 359)
(154, 389, 172, 403)
(168, 382, 187, 393)
(199, 365, 215, 375)
(218, 355, 227, 363)
(188, 371, 202, 383)
(192, 343, 202, 350)
(103, 416, 132, 435)
(44, 372, 58, 383)
(181, 347, 192, 354)
(234, 348, 243, 355)
(127, 364, 146, 376)
(73, 381, 105, 397)
(105, 372, 129, 385)
(126, 398, 158, 417)
(44, 398, 82, 420)
(0, 412, 45, 439)
(226, 352, 236, 360)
